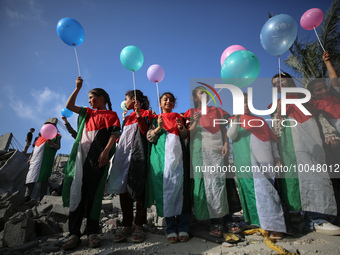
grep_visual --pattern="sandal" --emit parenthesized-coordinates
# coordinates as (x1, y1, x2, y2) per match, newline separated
(167, 232, 178, 244)
(89, 234, 101, 248)
(269, 232, 284, 240)
(178, 232, 190, 242)
(132, 230, 145, 243)
(227, 222, 242, 233)
(114, 229, 132, 243)
(209, 224, 223, 238)
(61, 235, 81, 250)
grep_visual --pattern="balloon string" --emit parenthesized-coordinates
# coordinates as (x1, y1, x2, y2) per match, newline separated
(74, 46, 81, 76)
(313, 26, 326, 52)
(278, 55, 282, 92)
(132, 71, 136, 101)
(156, 82, 161, 114)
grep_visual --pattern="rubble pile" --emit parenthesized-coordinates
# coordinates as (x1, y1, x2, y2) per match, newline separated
(0, 192, 166, 254)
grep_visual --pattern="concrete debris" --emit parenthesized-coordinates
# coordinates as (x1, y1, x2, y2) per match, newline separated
(0, 154, 339, 254)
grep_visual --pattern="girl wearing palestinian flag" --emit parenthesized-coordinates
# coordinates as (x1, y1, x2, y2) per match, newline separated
(228, 93, 286, 239)
(184, 86, 241, 238)
(61, 76, 120, 250)
(146, 92, 190, 244)
(307, 51, 340, 218)
(107, 89, 155, 243)
(25, 118, 61, 201)
(271, 72, 339, 235)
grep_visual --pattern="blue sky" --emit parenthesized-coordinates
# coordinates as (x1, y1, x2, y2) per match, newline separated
(0, 0, 332, 154)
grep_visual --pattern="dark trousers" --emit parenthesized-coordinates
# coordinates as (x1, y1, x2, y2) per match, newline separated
(25, 181, 48, 201)
(68, 188, 100, 237)
(165, 212, 190, 235)
(120, 192, 146, 227)
(68, 179, 103, 237)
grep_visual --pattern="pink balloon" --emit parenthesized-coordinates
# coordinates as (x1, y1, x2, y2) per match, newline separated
(300, 8, 324, 30)
(147, 64, 165, 83)
(220, 45, 246, 66)
(40, 124, 57, 140)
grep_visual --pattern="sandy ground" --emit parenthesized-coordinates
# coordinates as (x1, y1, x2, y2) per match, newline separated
(36, 230, 339, 255)
(36, 197, 340, 254)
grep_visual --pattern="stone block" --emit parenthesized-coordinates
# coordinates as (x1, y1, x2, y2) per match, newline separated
(0, 204, 18, 231)
(36, 203, 53, 216)
(3, 218, 35, 247)
(36, 218, 61, 236)
(4, 191, 25, 207)
(39, 195, 63, 206)
(49, 204, 69, 223)
(0, 192, 11, 201)
(156, 217, 166, 227)
(104, 218, 120, 229)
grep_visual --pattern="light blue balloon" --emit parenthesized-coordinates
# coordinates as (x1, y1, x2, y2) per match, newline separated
(121, 101, 127, 111)
(57, 18, 85, 47)
(120, 45, 144, 71)
(61, 107, 73, 118)
(260, 14, 297, 56)
(221, 50, 260, 88)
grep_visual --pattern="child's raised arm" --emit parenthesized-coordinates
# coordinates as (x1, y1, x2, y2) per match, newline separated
(323, 51, 339, 88)
(66, 76, 83, 114)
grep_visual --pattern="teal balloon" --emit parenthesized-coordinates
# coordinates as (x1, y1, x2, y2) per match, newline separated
(61, 107, 73, 118)
(120, 45, 144, 71)
(221, 50, 260, 88)
(260, 14, 297, 56)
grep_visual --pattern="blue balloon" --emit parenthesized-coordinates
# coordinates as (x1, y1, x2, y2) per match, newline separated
(221, 50, 260, 88)
(120, 45, 144, 71)
(260, 14, 297, 56)
(61, 107, 73, 118)
(57, 17, 85, 46)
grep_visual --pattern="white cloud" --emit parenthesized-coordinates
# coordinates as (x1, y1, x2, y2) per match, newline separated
(6, 86, 68, 126)
(5, 0, 47, 27)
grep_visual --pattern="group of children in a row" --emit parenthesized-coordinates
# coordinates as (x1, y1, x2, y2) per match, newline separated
(36, 51, 339, 250)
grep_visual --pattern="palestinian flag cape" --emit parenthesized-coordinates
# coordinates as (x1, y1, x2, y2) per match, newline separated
(312, 95, 340, 132)
(26, 134, 61, 184)
(107, 109, 155, 200)
(269, 100, 337, 216)
(146, 112, 186, 217)
(230, 115, 286, 232)
(184, 106, 231, 220)
(62, 107, 120, 219)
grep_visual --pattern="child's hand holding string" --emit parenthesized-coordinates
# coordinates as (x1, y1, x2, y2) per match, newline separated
(154, 115, 164, 135)
(193, 112, 201, 124)
(176, 117, 183, 130)
(75, 76, 83, 90)
(157, 115, 164, 129)
(323, 51, 330, 63)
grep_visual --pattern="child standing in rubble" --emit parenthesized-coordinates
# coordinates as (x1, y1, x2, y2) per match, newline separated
(61, 76, 120, 250)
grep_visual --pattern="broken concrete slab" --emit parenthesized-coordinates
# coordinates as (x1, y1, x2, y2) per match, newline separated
(35, 218, 62, 236)
(48, 204, 69, 223)
(3, 218, 36, 247)
(36, 203, 53, 215)
(0, 204, 18, 231)
(3, 191, 25, 207)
